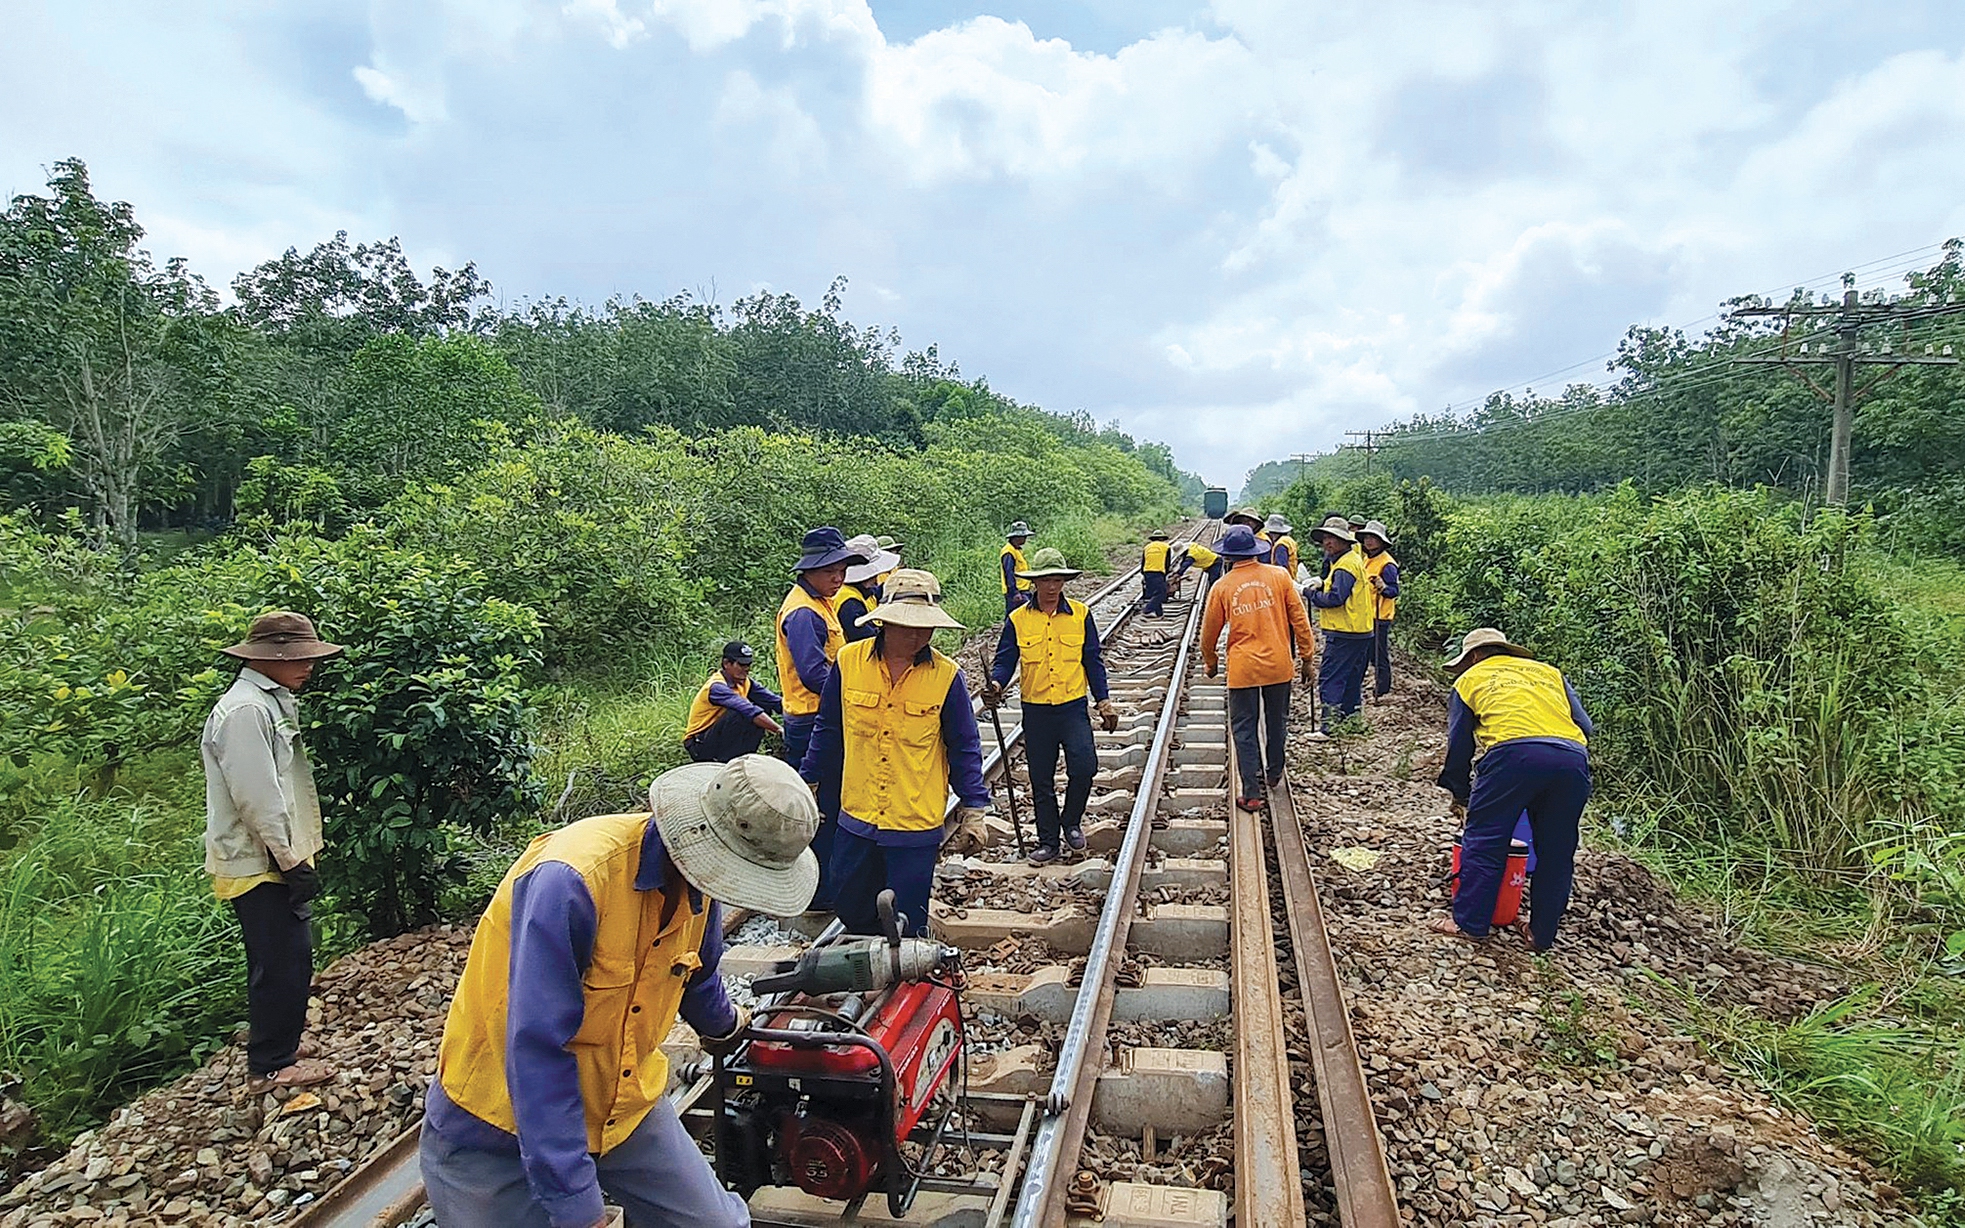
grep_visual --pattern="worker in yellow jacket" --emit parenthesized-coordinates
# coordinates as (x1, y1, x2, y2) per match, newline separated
(1000, 521, 1035, 617)
(1303, 516, 1377, 738)
(1140, 529, 1173, 617)
(421, 756, 820, 1228)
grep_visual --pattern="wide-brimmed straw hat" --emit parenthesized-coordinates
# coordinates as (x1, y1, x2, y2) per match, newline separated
(650, 756, 819, 917)
(843, 534, 902, 585)
(794, 526, 868, 572)
(1359, 520, 1394, 546)
(1263, 513, 1292, 535)
(1216, 525, 1267, 558)
(1016, 546, 1082, 580)
(864, 569, 965, 630)
(1227, 507, 1263, 527)
(1005, 520, 1033, 540)
(1308, 515, 1356, 545)
(221, 612, 344, 662)
(1444, 627, 1536, 675)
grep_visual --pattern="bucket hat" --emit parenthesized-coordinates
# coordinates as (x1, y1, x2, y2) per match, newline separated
(1346, 514, 1369, 530)
(1444, 627, 1536, 675)
(1359, 520, 1394, 547)
(794, 526, 867, 572)
(843, 534, 902, 585)
(221, 612, 344, 662)
(722, 641, 755, 665)
(1227, 507, 1263, 527)
(875, 535, 903, 552)
(1006, 521, 1033, 540)
(1016, 546, 1082, 580)
(1148, 529, 1169, 541)
(1308, 515, 1356, 545)
(1262, 513, 1292, 535)
(650, 756, 819, 917)
(864, 569, 965, 630)
(1216, 525, 1267, 558)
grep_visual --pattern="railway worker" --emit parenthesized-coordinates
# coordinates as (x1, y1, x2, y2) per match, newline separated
(983, 548, 1120, 864)
(1200, 527, 1315, 812)
(1001, 521, 1036, 617)
(1303, 516, 1377, 738)
(1358, 520, 1401, 698)
(1263, 513, 1299, 578)
(1140, 529, 1173, 617)
(835, 533, 901, 644)
(776, 526, 867, 908)
(1224, 506, 1264, 534)
(802, 569, 992, 937)
(1431, 628, 1593, 951)
(682, 641, 784, 763)
(1171, 537, 1224, 591)
(421, 755, 818, 1228)
(875, 534, 905, 582)
(203, 611, 342, 1091)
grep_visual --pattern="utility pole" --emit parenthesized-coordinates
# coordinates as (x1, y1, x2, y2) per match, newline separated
(1289, 452, 1316, 485)
(1732, 284, 1959, 504)
(1340, 430, 1382, 471)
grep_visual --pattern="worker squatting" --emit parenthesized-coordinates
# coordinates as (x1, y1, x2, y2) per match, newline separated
(198, 512, 1592, 1227)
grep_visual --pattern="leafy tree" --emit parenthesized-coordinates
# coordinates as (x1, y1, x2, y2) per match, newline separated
(333, 334, 539, 490)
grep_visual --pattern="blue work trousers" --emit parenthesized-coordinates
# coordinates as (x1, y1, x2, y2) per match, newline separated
(1372, 619, 1395, 696)
(1318, 632, 1373, 729)
(1142, 572, 1168, 616)
(1228, 682, 1291, 799)
(1453, 740, 1591, 949)
(831, 827, 937, 937)
(1021, 699, 1096, 850)
(782, 714, 836, 910)
(419, 1096, 747, 1228)
(684, 708, 766, 763)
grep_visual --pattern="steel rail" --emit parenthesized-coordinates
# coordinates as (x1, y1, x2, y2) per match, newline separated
(1013, 546, 1210, 1228)
(1269, 778, 1401, 1226)
(1223, 732, 1307, 1228)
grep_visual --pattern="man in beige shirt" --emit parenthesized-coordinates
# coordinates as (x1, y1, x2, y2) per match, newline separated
(203, 612, 342, 1089)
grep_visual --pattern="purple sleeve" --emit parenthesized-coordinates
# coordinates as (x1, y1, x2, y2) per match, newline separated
(1307, 568, 1356, 609)
(707, 680, 765, 723)
(749, 681, 784, 715)
(1001, 551, 1021, 592)
(783, 607, 833, 695)
(1378, 561, 1400, 598)
(800, 667, 844, 788)
(942, 671, 990, 808)
(679, 900, 737, 1038)
(1082, 612, 1110, 703)
(990, 623, 1020, 688)
(1565, 680, 1595, 739)
(1435, 691, 1477, 803)
(505, 862, 605, 1228)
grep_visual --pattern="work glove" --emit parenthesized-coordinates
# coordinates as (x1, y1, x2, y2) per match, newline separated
(1368, 574, 1384, 592)
(1096, 699, 1120, 733)
(283, 861, 321, 906)
(944, 806, 990, 857)
(980, 681, 1006, 709)
(699, 1005, 752, 1058)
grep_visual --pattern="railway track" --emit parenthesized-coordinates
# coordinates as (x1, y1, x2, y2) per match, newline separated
(291, 525, 1399, 1228)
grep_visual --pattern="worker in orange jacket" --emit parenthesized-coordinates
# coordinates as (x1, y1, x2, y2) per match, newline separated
(1200, 525, 1315, 812)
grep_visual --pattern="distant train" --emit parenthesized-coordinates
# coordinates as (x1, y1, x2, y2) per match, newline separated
(1203, 486, 1229, 519)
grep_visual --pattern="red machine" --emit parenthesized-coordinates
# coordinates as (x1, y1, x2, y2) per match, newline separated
(712, 894, 966, 1216)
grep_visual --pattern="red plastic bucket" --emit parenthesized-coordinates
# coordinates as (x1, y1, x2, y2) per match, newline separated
(1450, 837, 1531, 927)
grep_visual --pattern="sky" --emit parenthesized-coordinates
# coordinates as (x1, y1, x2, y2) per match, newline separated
(4, 2, 1964, 487)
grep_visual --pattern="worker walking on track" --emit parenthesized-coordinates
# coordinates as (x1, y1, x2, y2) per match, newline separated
(682, 641, 784, 763)
(983, 547, 1120, 865)
(776, 526, 867, 908)
(421, 755, 819, 1228)
(1431, 628, 1593, 951)
(203, 612, 342, 1091)
(1263, 513, 1298, 578)
(1200, 526, 1315, 812)
(1359, 520, 1400, 698)
(1140, 529, 1173, 617)
(1303, 516, 1377, 738)
(835, 533, 901, 644)
(802, 569, 991, 937)
(1001, 521, 1035, 617)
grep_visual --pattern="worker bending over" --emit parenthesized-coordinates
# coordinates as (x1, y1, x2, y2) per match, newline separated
(1201, 526, 1315, 812)
(984, 548, 1120, 864)
(802, 569, 991, 937)
(683, 641, 784, 763)
(1432, 628, 1593, 951)
(776, 527, 867, 907)
(421, 756, 820, 1228)
(1303, 516, 1376, 738)
(1140, 529, 1173, 617)
(835, 534, 900, 644)
(1358, 521, 1400, 698)
(1171, 538, 1223, 591)
(1000, 521, 1035, 617)
(1263, 513, 1298, 578)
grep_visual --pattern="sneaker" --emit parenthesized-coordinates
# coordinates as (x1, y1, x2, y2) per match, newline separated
(1027, 845, 1060, 866)
(1064, 827, 1087, 851)
(1307, 730, 1332, 743)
